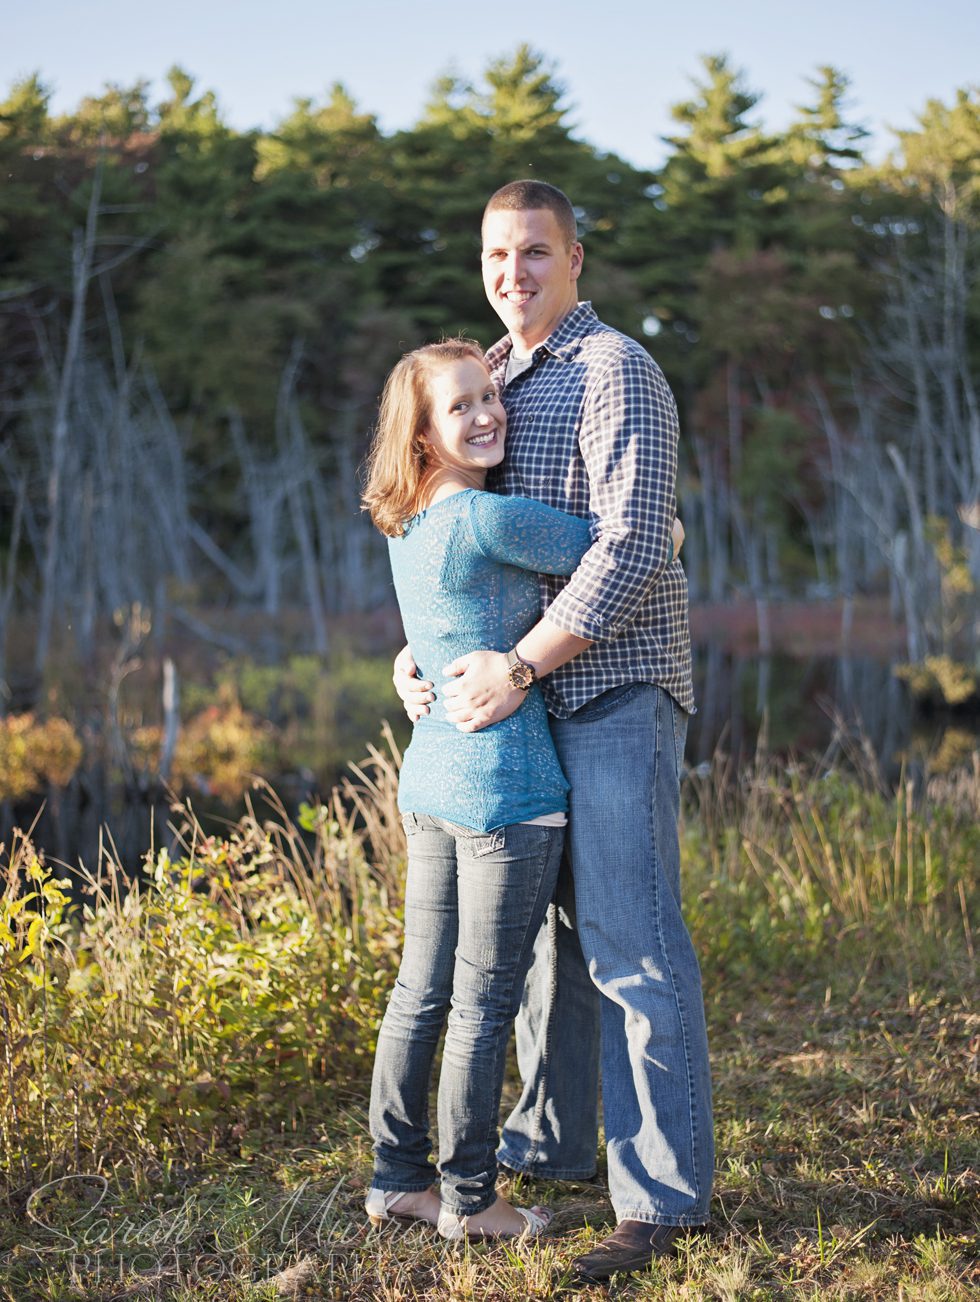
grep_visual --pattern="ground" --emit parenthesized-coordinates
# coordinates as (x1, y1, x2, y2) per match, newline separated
(4, 975, 975, 1301)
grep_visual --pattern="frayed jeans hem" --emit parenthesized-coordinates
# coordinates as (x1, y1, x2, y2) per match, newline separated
(438, 1191, 498, 1217)
(613, 1209, 710, 1229)
(370, 1177, 436, 1194)
(497, 1149, 597, 1182)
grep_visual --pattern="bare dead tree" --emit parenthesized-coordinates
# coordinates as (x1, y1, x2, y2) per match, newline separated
(0, 441, 43, 569)
(726, 362, 772, 689)
(224, 408, 289, 614)
(34, 160, 104, 676)
(31, 153, 158, 681)
(809, 378, 861, 647)
(871, 214, 979, 539)
(140, 368, 192, 586)
(321, 404, 391, 614)
(276, 344, 328, 655)
(159, 657, 179, 784)
(689, 430, 730, 603)
(0, 475, 25, 716)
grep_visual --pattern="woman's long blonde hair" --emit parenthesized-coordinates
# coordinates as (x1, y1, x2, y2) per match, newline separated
(362, 338, 487, 537)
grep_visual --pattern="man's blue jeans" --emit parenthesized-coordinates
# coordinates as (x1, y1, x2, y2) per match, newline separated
(369, 814, 563, 1216)
(497, 683, 714, 1226)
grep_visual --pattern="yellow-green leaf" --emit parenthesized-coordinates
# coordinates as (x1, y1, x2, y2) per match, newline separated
(4, 893, 37, 918)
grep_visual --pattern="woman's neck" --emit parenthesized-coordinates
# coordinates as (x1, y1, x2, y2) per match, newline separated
(419, 467, 486, 507)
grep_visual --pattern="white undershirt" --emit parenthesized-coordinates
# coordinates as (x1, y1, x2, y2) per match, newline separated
(524, 810, 567, 828)
(505, 349, 535, 384)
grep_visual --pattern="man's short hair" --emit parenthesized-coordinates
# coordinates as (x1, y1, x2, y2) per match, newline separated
(482, 180, 578, 248)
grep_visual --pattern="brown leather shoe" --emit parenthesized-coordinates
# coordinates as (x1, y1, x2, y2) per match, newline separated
(571, 1220, 688, 1281)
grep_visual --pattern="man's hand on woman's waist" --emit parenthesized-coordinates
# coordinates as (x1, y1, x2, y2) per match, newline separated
(442, 623, 593, 733)
(441, 651, 525, 732)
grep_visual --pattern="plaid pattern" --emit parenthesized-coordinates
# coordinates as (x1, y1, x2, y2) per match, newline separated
(486, 302, 695, 717)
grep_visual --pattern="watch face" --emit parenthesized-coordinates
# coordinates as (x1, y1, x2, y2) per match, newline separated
(509, 662, 535, 690)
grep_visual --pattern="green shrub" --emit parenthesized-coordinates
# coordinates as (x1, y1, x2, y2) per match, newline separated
(205, 653, 412, 785)
(0, 778, 404, 1180)
(172, 691, 277, 801)
(0, 714, 83, 800)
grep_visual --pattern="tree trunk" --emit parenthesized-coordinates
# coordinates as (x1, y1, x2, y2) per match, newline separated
(0, 479, 25, 718)
(35, 160, 104, 679)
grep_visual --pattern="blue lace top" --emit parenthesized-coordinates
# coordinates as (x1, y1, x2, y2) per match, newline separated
(389, 489, 593, 832)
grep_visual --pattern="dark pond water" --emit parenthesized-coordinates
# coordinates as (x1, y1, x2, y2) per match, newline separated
(686, 645, 915, 768)
(1, 644, 970, 875)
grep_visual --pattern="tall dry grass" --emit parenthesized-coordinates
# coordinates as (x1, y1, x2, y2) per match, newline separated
(685, 748, 976, 979)
(0, 724, 975, 1193)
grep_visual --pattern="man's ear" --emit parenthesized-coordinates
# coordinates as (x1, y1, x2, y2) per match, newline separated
(570, 242, 584, 281)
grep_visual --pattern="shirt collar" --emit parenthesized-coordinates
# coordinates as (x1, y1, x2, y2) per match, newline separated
(485, 301, 598, 374)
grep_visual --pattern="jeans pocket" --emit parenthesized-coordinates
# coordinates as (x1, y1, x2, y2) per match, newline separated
(439, 819, 507, 857)
(669, 694, 688, 781)
(572, 682, 649, 723)
(463, 828, 507, 858)
(400, 811, 420, 835)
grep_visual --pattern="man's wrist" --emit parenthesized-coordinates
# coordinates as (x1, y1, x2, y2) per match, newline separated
(514, 624, 592, 679)
(505, 647, 537, 691)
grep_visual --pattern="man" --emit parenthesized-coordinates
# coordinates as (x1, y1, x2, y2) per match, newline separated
(395, 180, 713, 1280)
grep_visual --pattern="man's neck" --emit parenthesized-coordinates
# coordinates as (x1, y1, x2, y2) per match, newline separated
(509, 301, 579, 357)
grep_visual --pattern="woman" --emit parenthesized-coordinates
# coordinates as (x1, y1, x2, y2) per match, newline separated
(360, 339, 679, 1240)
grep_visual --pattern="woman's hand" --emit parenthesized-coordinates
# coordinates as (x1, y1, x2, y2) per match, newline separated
(392, 644, 433, 722)
(672, 516, 685, 560)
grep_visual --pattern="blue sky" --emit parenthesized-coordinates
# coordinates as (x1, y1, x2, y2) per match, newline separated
(4, 0, 977, 167)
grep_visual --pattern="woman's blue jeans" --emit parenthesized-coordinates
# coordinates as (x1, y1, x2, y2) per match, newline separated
(369, 813, 563, 1216)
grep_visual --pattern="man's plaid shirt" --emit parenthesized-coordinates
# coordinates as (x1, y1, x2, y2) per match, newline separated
(485, 301, 695, 718)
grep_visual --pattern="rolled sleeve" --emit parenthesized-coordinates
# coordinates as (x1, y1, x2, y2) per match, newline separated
(544, 348, 678, 640)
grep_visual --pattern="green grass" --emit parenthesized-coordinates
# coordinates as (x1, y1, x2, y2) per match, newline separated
(1, 730, 976, 1299)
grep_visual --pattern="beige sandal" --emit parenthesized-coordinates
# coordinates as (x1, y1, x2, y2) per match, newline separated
(365, 1186, 439, 1228)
